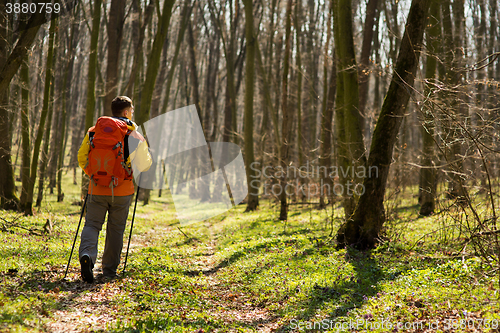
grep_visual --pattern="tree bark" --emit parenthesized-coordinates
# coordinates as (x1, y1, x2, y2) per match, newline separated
(278, 0, 293, 220)
(136, 0, 176, 126)
(358, 0, 379, 137)
(337, 0, 430, 249)
(57, 18, 79, 202)
(124, 0, 154, 97)
(419, 0, 439, 216)
(19, 56, 31, 211)
(104, 0, 126, 115)
(294, 0, 304, 168)
(0, 5, 45, 210)
(36, 46, 57, 207)
(208, 0, 239, 145)
(319, 0, 334, 209)
(161, 0, 191, 114)
(242, 0, 259, 212)
(441, 0, 467, 202)
(25, 17, 57, 215)
(333, 0, 366, 220)
(319, 55, 337, 209)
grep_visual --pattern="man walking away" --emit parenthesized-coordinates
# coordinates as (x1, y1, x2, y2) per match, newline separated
(77, 96, 152, 283)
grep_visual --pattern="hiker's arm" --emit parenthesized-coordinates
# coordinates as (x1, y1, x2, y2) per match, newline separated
(78, 134, 91, 174)
(130, 140, 152, 172)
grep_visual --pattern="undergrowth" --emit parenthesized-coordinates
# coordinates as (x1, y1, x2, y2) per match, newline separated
(0, 174, 499, 332)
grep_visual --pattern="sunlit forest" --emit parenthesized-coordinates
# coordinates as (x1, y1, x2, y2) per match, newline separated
(1, 0, 500, 331)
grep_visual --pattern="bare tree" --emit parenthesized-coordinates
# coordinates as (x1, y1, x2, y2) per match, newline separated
(278, 0, 293, 220)
(104, 0, 126, 114)
(418, 0, 440, 216)
(243, 0, 259, 212)
(337, 0, 430, 249)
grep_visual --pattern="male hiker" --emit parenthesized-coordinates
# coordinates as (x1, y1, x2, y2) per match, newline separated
(77, 96, 152, 283)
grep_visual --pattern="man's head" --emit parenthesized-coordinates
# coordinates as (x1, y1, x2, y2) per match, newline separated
(111, 96, 134, 120)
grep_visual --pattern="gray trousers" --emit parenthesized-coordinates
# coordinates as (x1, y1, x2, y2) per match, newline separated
(79, 195, 133, 276)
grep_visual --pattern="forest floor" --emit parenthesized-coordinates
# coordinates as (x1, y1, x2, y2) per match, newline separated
(1, 177, 500, 332)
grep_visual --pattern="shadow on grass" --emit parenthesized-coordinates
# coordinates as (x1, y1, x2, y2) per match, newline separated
(277, 248, 393, 332)
(109, 313, 276, 332)
(183, 237, 287, 276)
(0, 267, 118, 330)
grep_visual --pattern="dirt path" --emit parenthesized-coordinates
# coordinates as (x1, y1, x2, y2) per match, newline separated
(44, 227, 280, 332)
(178, 242, 280, 332)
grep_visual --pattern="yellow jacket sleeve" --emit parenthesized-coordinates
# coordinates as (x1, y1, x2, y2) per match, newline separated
(129, 140, 152, 172)
(78, 134, 91, 174)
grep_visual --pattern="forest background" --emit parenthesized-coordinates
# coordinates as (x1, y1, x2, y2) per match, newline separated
(1, 0, 500, 330)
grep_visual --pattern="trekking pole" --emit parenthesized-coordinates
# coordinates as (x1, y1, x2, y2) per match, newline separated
(122, 182, 141, 275)
(63, 194, 88, 280)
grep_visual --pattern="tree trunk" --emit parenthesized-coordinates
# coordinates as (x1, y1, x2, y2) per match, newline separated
(19, 56, 31, 211)
(25, 17, 57, 215)
(358, 0, 379, 138)
(47, 41, 64, 194)
(124, 0, 154, 97)
(57, 19, 79, 202)
(0, 10, 46, 93)
(161, 0, 191, 115)
(319, 55, 337, 209)
(242, 0, 259, 212)
(319, 1, 334, 209)
(136, 0, 176, 126)
(294, 0, 304, 168)
(104, 0, 126, 115)
(0, 4, 46, 209)
(187, 20, 202, 122)
(333, 0, 366, 220)
(278, 0, 293, 220)
(337, 0, 430, 249)
(36, 50, 57, 207)
(441, 0, 467, 202)
(419, 0, 439, 216)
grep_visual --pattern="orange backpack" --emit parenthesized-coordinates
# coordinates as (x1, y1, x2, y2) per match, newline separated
(85, 117, 131, 191)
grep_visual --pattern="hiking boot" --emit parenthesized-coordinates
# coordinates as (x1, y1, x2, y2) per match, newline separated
(80, 254, 94, 283)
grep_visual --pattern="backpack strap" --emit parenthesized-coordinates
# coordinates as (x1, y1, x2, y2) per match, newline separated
(124, 133, 130, 162)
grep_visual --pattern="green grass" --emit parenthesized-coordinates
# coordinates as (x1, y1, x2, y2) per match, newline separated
(1, 173, 499, 332)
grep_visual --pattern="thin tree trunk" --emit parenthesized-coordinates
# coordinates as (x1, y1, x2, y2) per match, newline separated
(419, 0, 439, 216)
(124, 0, 155, 97)
(57, 19, 79, 202)
(358, 0, 379, 138)
(441, 0, 467, 202)
(278, 0, 293, 220)
(136, 0, 176, 126)
(36, 51, 57, 207)
(294, 0, 304, 168)
(104, 0, 126, 115)
(161, 0, 191, 114)
(319, 56, 337, 209)
(19, 56, 31, 211)
(25, 17, 57, 215)
(319, 0, 334, 209)
(242, 0, 259, 212)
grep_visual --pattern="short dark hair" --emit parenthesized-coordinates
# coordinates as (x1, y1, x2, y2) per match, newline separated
(111, 96, 133, 116)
